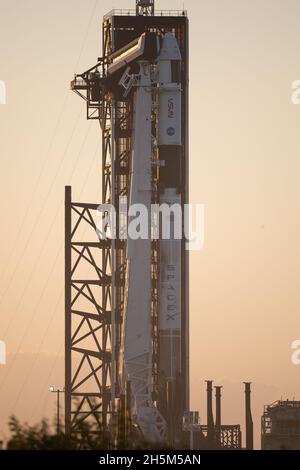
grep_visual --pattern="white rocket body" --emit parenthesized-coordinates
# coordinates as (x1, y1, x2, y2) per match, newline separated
(158, 34, 182, 386)
(122, 62, 167, 443)
(120, 31, 183, 444)
(158, 34, 182, 147)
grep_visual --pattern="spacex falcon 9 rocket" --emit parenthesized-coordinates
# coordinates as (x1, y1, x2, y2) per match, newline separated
(109, 29, 185, 445)
(114, 32, 184, 443)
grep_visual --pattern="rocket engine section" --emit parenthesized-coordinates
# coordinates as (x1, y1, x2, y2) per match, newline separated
(157, 33, 183, 426)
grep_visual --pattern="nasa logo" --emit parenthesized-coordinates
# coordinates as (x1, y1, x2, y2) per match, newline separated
(167, 127, 175, 136)
(168, 97, 174, 118)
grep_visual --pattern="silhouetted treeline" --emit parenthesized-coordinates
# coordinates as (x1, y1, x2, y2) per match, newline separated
(6, 416, 115, 450)
(5, 415, 157, 450)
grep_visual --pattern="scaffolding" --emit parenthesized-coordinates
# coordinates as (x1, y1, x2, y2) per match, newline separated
(262, 400, 300, 450)
(65, 188, 114, 434)
(66, 7, 189, 443)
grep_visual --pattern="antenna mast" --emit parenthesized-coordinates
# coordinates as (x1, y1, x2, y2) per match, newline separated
(136, 0, 155, 16)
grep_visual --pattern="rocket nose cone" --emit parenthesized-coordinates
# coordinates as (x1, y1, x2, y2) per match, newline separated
(159, 33, 182, 61)
(164, 32, 175, 39)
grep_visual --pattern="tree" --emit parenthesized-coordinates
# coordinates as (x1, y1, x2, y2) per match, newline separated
(7, 416, 76, 450)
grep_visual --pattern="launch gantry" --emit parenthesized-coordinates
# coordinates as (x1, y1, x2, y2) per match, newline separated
(66, 1, 189, 447)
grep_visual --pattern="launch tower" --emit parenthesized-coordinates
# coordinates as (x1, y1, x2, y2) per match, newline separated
(66, 1, 189, 447)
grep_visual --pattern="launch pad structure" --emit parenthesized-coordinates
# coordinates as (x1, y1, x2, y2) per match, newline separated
(66, 2, 189, 446)
(65, 1, 244, 449)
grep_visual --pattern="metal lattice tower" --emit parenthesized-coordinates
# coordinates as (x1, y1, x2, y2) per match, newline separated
(65, 188, 116, 436)
(67, 7, 189, 445)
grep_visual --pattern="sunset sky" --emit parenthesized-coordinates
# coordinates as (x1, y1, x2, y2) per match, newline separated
(0, 0, 300, 448)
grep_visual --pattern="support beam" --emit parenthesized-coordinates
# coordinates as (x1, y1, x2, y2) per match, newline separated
(65, 186, 72, 435)
(64, 188, 114, 437)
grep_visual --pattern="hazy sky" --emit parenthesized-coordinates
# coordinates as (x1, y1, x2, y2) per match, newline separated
(0, 0, 300, 448)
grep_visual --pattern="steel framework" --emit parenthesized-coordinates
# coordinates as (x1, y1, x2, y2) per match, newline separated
(65, 187, 114, 434)
(67, 16, 132, 438)
(66, 9, 189, 443)
(199, 425, 241, 450)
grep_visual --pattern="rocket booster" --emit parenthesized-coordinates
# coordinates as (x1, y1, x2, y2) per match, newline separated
(158, 33, 182, 390)
(110, 30, 184, 443)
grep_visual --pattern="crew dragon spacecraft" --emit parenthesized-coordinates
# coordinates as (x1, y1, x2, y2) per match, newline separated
(69, 3, 189, 447)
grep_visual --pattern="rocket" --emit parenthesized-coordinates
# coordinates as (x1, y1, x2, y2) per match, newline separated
(106, 30, 184, 443)
(157, 33, 183, 420)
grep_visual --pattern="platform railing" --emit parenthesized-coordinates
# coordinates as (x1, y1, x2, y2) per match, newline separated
(104, 9, 187, 19)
